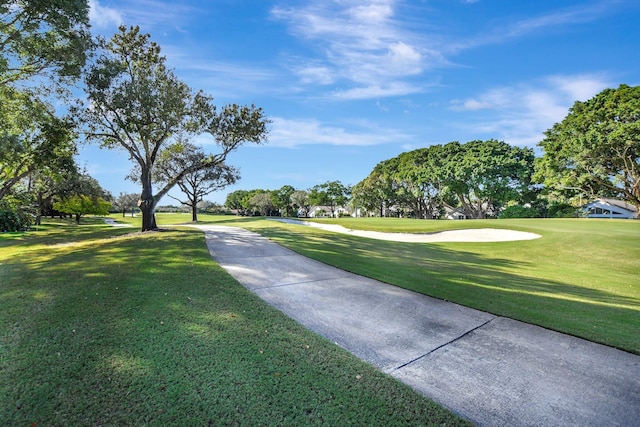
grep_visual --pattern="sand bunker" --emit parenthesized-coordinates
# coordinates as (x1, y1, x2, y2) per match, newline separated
(268, 218, 541, 243)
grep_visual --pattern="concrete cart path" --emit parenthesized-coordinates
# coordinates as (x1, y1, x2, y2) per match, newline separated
(195, 225, 640, 427)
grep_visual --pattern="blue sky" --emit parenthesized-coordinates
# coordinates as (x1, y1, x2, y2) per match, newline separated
(81, 0, 640, 204)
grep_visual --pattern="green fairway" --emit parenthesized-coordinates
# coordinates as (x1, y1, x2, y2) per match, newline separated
(146, 214, 639, 355)
(0, 219, 468, 426)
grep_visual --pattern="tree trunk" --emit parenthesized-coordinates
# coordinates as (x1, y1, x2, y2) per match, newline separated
(192, 205, 198, 222)
(35, 192, 43, 225)
(140, 201, 157, 231)
(138, 196, 158, 231)
(139, 172, 158, 231)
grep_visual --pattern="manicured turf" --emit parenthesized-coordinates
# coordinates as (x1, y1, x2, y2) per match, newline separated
(0, 219, 469, 426)
(153, 214, 638, 355)
(259, 218, 640, 354)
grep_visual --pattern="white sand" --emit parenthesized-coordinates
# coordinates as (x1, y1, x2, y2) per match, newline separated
(268, 218, 541, 243)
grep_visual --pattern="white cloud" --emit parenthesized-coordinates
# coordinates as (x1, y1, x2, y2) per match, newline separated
(545, 75, 612, 102)
(269, 117, 411, 148)
(386, 42, 423, 75)
(332, 82, 423, 100)
(348, 3, 394, 22)
(451, 1, 619, 52)
(271, 1, 435, 99)
(449, 74, 612, 146)
(89, 0, 122, 29)
(90, 0, 198, 34)
(450, 97, 498, 112)
(295, 63, 336, 85)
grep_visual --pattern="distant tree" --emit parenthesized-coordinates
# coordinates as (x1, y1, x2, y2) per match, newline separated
(113, 192, 140, 217)
(78, 26, 269, 231)
(355, 140, 534, 219)
(54, 194, 110, 224)
(152, 142, 239, 222)
(352, 161, 396, 217)
(249, 191, 274, 216)
(309, 180, 350, 216)
(308, 186, 329, 207)
(241, 190, 263, 215)
(28, 166, 80, 224)
(290, 190, 309, 217)
(393, 146, 446, 219)
(547, 202, 578, 218)
(441, 140, 535, 219)
(50, 171, 111, 224)
(534, 84, 640, 211)
(499, 205, 540, 219)
(171, 164, 238, 221)
(198, 200, 223, 214)
(271, 185, 296, 217)
(225, 189, 250, 215)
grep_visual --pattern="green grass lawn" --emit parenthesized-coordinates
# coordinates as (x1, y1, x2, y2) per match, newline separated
(140, 214, 639, 355)
(0, 218, 469, 426)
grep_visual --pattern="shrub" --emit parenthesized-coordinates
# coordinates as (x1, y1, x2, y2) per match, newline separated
(499, 205, 540, 218)
(548, 203, 577, 218)
(0, 201, 32, 232)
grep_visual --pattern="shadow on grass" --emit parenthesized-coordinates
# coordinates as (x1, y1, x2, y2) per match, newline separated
(1, 228, 468, 426)
(253, 225, 640, 354)
(0, 220, 134, 249)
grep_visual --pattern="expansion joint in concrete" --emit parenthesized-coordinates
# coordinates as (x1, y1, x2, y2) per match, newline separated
(391, 317, 497, 372)
(256, 276, 355, 290)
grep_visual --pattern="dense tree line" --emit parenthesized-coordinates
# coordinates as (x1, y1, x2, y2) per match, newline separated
(353, 140, 535, 219)
(225, 181, 351, 217)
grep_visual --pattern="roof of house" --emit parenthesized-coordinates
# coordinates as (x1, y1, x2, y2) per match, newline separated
(587, 198, 638, 213)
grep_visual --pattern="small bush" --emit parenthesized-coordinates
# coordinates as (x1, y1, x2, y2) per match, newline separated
(499, 205, 539, 219)
(548, 203, 577, 218)
(0, 201, 32, 232)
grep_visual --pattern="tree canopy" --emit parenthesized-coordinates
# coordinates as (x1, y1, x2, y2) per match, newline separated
(443, 140, 535, 218)
(351, 161, 396, 217)
(0, 0, 91, 88)
(353, 140, 534, 219)
(78, 26, 269, 231)
(0, 0, 93, 228)
(0, 87, 77, 201)
(52, 172, 112, 224)
(308, 181, 350, 217)
(271, 185, 296, 217)
(534, 84, 640, 210)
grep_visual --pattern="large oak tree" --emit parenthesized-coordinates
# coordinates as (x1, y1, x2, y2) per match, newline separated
(534, 84, 640, 210)
(78, 26, 269, 231)
(442, 140, 535, 219)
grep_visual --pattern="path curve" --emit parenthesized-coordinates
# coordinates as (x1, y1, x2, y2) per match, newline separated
(268, 218, 541, 243)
